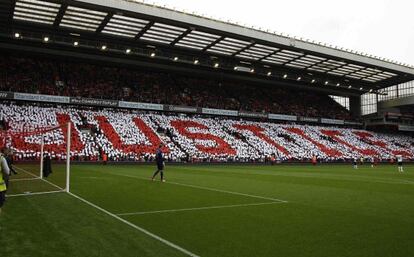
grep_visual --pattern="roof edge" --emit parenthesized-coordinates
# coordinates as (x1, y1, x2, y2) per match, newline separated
(75, 0, 414, 75)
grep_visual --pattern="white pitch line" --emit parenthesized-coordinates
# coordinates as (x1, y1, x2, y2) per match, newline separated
(68, 192, 200, 257)
(109, 172, 288, 203)
(400, 179, 414, 185)
(9, 177, 40, 182)
(12, 165, 38, 178)
(167, 180, 288, 203)
(7, 190, 64, 197)
(179, 167, 414, 186)
(117, 201, 284, 216)
(14, 166, 64, 191)
(9, 167, 200, 257)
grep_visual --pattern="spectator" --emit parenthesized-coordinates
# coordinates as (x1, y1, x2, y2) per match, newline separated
(0, 54, 350, 120)
(0, 103, 412, 163)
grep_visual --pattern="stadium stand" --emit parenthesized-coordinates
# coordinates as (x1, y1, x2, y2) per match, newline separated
(0, 54, 351, 119)
(0, 103, 412, 162)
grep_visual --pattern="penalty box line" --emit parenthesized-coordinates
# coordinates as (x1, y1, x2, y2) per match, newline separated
(68, 192, 200, 257)
(8, 166, 200, 257)
(116, 201, 285, 216)
(108, 172, 289, 203)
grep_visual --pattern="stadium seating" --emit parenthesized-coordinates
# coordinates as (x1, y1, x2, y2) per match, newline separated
(0, 54, 350, 119)
(0, 103, 412, 162)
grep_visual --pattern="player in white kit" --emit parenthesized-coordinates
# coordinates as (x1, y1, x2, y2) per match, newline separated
(352, 157, 358, 169)
(396, 155, 403, 172)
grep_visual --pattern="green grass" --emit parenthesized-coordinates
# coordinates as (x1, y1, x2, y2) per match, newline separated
(1, 163, 414, 257)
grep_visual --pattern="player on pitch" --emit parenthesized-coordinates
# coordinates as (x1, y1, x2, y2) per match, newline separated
(396, 154, 404, 173)
(151, 143, 166, 182)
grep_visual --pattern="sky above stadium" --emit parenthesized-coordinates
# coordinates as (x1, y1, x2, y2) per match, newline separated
(142, 0, 414, 66)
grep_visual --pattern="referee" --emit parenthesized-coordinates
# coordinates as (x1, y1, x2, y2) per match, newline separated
(151, 144, 166, 182)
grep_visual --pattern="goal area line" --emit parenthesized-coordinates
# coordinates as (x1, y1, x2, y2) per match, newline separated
(7, 190, 65, 198)
(7, 166, 66, 197)
(117, 201, 285, 216)
(6, 166, 200, 257)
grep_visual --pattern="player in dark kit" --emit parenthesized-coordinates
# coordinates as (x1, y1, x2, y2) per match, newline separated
(151, 144, 166, 182)
(352, 157, 358, 169)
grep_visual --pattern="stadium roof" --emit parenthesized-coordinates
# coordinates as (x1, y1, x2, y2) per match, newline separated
(1, 0, 414, 95)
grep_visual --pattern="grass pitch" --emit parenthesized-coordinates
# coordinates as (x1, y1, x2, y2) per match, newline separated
(1, 163, 414, 257)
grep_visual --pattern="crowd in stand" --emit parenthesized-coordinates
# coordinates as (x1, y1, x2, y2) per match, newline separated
(0, 54, 350, 120)
(0, 103, 412, 163)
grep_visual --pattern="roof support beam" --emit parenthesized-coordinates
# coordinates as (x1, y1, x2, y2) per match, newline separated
(284, 54, 306, 66)
(231, 41, 255, 57)
(170, 28, 192, 46)
(328, 63, 353, 79)
(53, 3, 67, 27)
(258, 49, 281, 62)
(7, 0, 16, 25)
(96, 12, 113, 33)
(202, 36, 224, 52)
(307, 59, 330, 72)
(135, 21, 154, 39)
(346, 66, 369, 79)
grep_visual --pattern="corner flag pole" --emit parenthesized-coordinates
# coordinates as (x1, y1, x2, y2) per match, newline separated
(66, 122, 71, 193)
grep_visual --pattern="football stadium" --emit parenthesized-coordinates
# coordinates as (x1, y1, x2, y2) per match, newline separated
(1, 0, 414, 256)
